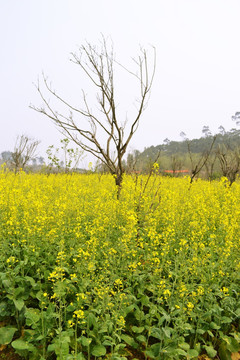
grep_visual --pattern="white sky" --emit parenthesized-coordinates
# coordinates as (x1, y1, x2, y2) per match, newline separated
(1, 0, 240, 163)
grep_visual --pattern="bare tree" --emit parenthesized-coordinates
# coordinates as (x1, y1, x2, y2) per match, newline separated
(11, 135, 40, 172)
(125, 150, 141, 174)
(30, 37, 156, 197)
(170, 155, 183, 176)
(204, 151, 218, 180)
(217, 144, 240, 185)
(187, 136, 217, 183)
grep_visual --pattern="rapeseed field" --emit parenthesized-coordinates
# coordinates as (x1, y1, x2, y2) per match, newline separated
(0, 168, 239, 359)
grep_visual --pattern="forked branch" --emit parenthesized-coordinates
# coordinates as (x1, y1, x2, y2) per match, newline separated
(31, 36, 156, 197)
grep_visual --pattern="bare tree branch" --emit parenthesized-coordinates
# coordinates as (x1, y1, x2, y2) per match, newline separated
(11, 135, 40, 172)
(188, 136, 217, 183)
(31, 37, 156, 197)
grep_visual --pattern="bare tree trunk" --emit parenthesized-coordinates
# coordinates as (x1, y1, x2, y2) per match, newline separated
(217, 145, 240, 185)
(188, 136, 217, 183)
(31, 36, 156, 196)
(11, 135, 40, 172)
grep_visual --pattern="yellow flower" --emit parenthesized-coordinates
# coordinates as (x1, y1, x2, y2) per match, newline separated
(116, 316, 125, 328)
(114, 279, 123, 286)
(70, 273, 77, 282)
(187, 302, 194, 311)
(74, 309, 85, 319)
(221, 287, 229, 295)
(163, 289, 171, 298)
(68, 319, 75, 327)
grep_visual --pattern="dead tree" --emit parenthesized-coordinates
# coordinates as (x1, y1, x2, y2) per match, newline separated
(11, 135, 40, 172)
(170, 155, 183, 176)
(31, 37, 156, 197)
(204, 151, 218, 180)
(217, 144, 240, 185)
(187, 136, 217, 183)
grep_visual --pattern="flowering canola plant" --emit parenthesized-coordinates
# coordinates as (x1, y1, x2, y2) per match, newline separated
(0, 168, 239, 359)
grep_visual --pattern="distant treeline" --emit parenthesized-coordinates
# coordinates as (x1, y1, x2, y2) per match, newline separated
(124, 127, 240, 183)
(1, 127, 240, 184)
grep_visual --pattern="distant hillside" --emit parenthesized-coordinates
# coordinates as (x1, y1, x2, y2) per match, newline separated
(139, 128, 240, 159)
(124, 127, 240, 177)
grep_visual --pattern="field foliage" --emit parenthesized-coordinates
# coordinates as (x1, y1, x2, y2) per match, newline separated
(0, 168, 239, 359)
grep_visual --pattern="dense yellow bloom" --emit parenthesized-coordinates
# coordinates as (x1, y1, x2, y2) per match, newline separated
(0, 170, 239, 348)
(187, 302, 194, 311)
(116, 315, 125, 328)
(114, 279, 123, 286)
(74, 309, 85, 319)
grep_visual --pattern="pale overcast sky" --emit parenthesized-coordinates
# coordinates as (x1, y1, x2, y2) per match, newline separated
(1, 0, 240, 162)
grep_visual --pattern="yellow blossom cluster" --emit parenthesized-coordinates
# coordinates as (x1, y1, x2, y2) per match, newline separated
(0, 169, 239, 343)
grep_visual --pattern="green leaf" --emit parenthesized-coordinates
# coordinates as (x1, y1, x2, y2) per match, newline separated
(61, 332, 71, 343)
(13, 298, 24, 311)
(221, 316, 232, 324)
(47, 343, 55, 352)
(227, 337, 240, 353)
(176, 349, 187, 356)
(36, 335, 44, 341)
(12, 339, 29, 350)
(204, 345, 217, 358)
(134, 309, 145, 321)
(102, 340, 112, 346)
(0, 302, 8, 316)
(99, 324, 108, 333)
(25, 308, 40, 327)
(149, 327, 163, 340)
(75, 354, 86, 360)
(232, 331, 240, 342)
(2, 279, 11, 288)
(179, 342, 190, 351)
(114, 343, 126, 351)
(76, 353, 86, 360)
(81, 336, 92, 347)
(121, 334, 138, 349)
(147, 343, 161, 358)
(66, 355, 74, 360)
(136, 335, 147, 343)
(140, 295, 149, 306)
(145, 350, 155, 359)
(25, 276, 36, 286)
(162, 327, 171, 338)
(87, 313, 97, 328)
(187, 349, 199, 358)
(14, 287, 26, 298)
(124, 304, 135, 315)
(182, 323, 192, 331)
(221, 335, 231, 345)
(218, 342, 232, 360)
(210, 321, 220, 330)
(48, 335, 70, 357)
(207, 330, 214, 338)
(0, 326, 17, 345)
(132, 326, 144, 333)
(66, 304, 76, 312)
(91, 345, 106, 357)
